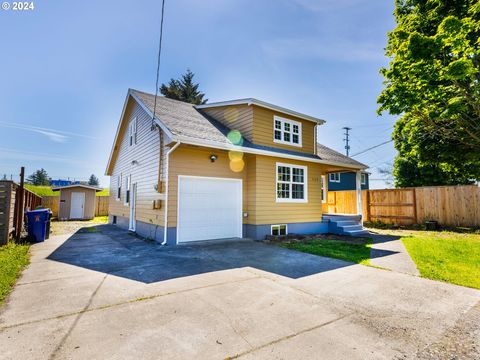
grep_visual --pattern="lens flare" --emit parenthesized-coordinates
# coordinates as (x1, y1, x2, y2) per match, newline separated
(227, 130, 243, 146)
(228, 151, 244, 161)
(229, 158, 245, 172)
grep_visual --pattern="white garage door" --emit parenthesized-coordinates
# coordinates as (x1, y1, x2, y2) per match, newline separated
(177, 176, 243, 243)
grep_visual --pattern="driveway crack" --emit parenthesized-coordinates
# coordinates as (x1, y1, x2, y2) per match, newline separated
(48, 274, 108, 360)
(226, 313, 351, 359)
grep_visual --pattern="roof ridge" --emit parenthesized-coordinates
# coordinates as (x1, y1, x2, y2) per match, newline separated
(130, 88, 197, 107)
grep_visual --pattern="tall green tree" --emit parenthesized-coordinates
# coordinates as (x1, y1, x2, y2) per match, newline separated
(27, 169, 50, 186)
(88, 174, 99, 186)
(378, 0, 480, 187)
(160, 69, 207, 105)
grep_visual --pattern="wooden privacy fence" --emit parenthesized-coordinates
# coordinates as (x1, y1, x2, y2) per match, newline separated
(41, 196, 109, 217)
(0, 180, 42, 245)
(95, 196, 109, 216)
(326, 185, 480, 227)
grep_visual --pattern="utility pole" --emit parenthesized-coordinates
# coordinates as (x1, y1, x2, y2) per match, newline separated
(343, 127, 352, 156)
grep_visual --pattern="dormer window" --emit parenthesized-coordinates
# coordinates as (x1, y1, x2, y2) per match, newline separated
(273, 116, 302, 147)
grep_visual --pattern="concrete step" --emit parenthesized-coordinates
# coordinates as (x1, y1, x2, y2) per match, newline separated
(322, 215, 362, 222)
(334, 221, 359, 227)
(343, 229, 370, 237)
(338, 225, 364, 232)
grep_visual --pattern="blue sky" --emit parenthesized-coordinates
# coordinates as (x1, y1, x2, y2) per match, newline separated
(0, 0, 397, 188)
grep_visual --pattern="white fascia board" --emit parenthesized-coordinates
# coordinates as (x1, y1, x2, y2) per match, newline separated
(52, 185, 102, 192)
(105, 90, 131, 176)
(195, 98, 326, 125)
(105, 90, 176, 176)
(175, 135, 366, 170)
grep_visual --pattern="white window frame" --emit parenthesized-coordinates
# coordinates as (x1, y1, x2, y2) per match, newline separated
(329, 172, 341, 183)
(129, 117, 137, 146)
(276, 162, 308, 203)
(116, 174, 122, 201)
(273, 116, 302, 147)
(271, 224, 288, 236)
(361, 173, 367, 185)
(321, 175, 327, 203)
(124, 175, 131, 206)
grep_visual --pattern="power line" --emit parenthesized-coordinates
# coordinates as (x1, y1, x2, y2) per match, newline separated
(342, 127, 351, 156)
(350, 140, 393, 157)
(152, 0, 166, 128)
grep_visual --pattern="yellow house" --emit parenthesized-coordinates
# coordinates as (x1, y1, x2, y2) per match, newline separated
(105, 89, 367, 244)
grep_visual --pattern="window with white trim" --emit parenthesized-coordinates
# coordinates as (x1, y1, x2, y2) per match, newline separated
(116, 174, 122, 201)
(271, 224, 287, 236)
(273, 116, 302, 147)
(124, 175, 131, 206)
(321, 175, 327, 203)
(361, 173, 367, 185)
(276, 163, 307, 202)
(329, 172, 340, 183)
(129, 117, 137, 146)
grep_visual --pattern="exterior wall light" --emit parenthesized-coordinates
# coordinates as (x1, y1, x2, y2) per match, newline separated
(210, 155, 218, 162)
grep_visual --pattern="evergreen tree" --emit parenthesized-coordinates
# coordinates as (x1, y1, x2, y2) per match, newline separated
(27, 169, 50, 186)
(160, 69, 207, 105)
(378, 0, 480, 187)
(88, 174, 99, 186)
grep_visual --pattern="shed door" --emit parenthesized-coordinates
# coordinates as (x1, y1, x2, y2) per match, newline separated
(177, 176, 242, 243)
(70, 192, 85, 219)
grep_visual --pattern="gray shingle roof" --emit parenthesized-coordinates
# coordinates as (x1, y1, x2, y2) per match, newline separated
(316, 143, 367, 168)
(132, 89, 232, 144)
(130, 89, 367, 169)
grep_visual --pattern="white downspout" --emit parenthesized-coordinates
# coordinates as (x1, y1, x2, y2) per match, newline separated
(161, 141, 181, 245)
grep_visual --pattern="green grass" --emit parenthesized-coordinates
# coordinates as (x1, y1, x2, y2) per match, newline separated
(96, 188, 110, 196)
(91, 216, 108, 223)
(25, 185, 109, 197)
(0, 242, 30, 305)
(282, 238, 373, 265)
(401, 231, 480, 289)
(24, 185, 55, 196)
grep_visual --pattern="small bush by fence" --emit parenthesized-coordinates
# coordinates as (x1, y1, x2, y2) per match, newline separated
(41, 196, 109, 218)
(326, 185, 480, 228)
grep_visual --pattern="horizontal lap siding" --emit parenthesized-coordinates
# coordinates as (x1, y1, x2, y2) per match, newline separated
(167, 145, 248, 227)
(251, 156, 325, 224)
(109, 100, 166, 226)
(252, 106, 316, 154)
(201, 105, 253, 142)
(168, 150, 326, 227)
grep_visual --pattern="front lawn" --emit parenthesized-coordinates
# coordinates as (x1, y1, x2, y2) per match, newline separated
(282, 238, 372, 265)
(0, 242, 30, 305)
(401, 231, 480, 289)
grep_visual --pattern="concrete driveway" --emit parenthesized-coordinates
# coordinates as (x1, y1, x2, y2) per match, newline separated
(1, 225, 479, 360)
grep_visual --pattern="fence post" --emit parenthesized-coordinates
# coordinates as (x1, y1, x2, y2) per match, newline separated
(365, 190, 371, 222)
(15, 167, 25, 240)
(412, 188, 417, 224)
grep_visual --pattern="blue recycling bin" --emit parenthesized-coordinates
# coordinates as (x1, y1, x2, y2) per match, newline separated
(26, 209, 50, 243)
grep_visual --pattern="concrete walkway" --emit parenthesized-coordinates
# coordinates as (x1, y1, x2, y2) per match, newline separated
(369, 232, 420, 275)
(1, 225, 479, 359)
